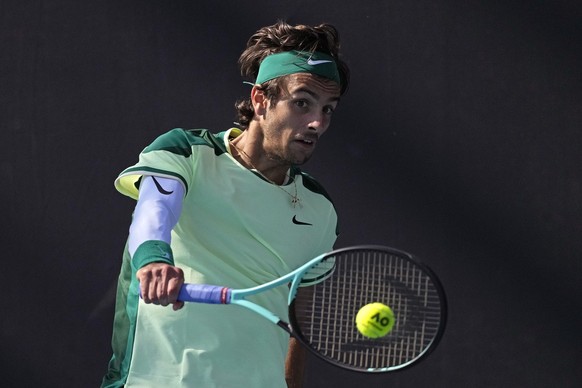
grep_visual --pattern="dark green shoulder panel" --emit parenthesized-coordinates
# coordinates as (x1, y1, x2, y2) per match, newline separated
(299, 170, 334, 205)
(299, 170, 340, 236)
(142, 128, 227, 157)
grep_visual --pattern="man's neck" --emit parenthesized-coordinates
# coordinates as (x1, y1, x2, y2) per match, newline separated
(229, 130, 290, 185)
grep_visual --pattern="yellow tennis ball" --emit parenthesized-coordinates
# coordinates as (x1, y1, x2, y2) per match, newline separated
(355, 302, 395, 338)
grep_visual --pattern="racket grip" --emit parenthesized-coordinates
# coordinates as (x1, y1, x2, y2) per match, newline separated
(178, 283, 231, 304)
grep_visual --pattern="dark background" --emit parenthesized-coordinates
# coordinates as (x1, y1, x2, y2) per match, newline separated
(2, 0, 581, 387)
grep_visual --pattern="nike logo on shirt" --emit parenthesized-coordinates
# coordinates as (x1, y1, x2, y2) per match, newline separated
(292, 215, 312, 226)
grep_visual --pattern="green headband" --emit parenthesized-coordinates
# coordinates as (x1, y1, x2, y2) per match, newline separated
(255, 50, 341, 86)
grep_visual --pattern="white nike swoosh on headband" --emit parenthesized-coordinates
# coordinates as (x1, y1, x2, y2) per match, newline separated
(307, 59, 333, 65)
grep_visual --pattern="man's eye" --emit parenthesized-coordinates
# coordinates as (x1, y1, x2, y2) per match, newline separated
(295, 100, 308, 108)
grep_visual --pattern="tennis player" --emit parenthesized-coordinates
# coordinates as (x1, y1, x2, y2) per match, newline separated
(101, 20, 350, 388)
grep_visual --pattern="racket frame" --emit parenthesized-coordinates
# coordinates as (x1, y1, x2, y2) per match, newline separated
(286, 245, 448, 373)
(177, 245, 447, 373)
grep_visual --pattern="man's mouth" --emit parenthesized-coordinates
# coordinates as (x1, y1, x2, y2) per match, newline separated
(296, 134, 318, 146)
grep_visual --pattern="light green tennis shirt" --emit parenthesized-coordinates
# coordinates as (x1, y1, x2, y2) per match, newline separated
(103, 128, 338, 388)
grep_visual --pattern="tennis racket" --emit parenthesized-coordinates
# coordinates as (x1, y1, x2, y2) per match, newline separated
(177, 245, 447, 373)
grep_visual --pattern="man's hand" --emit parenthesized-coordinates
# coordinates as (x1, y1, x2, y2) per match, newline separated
(136, 262, 185, 311)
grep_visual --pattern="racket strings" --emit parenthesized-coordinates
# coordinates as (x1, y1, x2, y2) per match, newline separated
(293, 249, 445, 371)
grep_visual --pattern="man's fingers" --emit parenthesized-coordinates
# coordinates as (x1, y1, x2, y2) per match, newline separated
(167, 270, 184, 300)
(172, 301, 185, 311)
(137, 263, 184, 307)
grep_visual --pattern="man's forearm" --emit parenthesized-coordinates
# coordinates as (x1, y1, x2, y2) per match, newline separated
(285, 337, 307, 388)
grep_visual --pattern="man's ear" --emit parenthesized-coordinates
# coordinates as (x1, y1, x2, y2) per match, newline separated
(251, 86, 268, 116)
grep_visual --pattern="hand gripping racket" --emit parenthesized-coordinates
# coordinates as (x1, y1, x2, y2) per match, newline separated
(177, 245, 447, 373)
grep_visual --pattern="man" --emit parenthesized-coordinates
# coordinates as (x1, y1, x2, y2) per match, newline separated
(102, 21, 350, 388)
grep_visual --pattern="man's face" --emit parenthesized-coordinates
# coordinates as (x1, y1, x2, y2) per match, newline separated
(257, 73, 341, 166)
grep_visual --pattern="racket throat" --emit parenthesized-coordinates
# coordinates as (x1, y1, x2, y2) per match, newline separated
(276, 320, 293, 335)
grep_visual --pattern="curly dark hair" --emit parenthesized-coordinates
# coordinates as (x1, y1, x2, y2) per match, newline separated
(235, 21, 350, 129)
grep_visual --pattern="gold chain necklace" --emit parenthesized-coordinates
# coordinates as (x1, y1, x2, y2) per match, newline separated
(229, 140, 301, 208)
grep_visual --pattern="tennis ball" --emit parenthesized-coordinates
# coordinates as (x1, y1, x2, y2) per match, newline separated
(355, 302, 395, 338)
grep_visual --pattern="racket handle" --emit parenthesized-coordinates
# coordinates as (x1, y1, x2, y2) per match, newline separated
(178, 283, 231, 304)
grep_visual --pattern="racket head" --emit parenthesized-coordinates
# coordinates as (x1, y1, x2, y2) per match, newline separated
(288, 245, 447, 373)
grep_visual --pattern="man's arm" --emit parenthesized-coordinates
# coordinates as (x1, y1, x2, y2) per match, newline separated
(130, 176, 185, 310)
(285, 336, 307, 388)
(285, 286, 313, 387)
